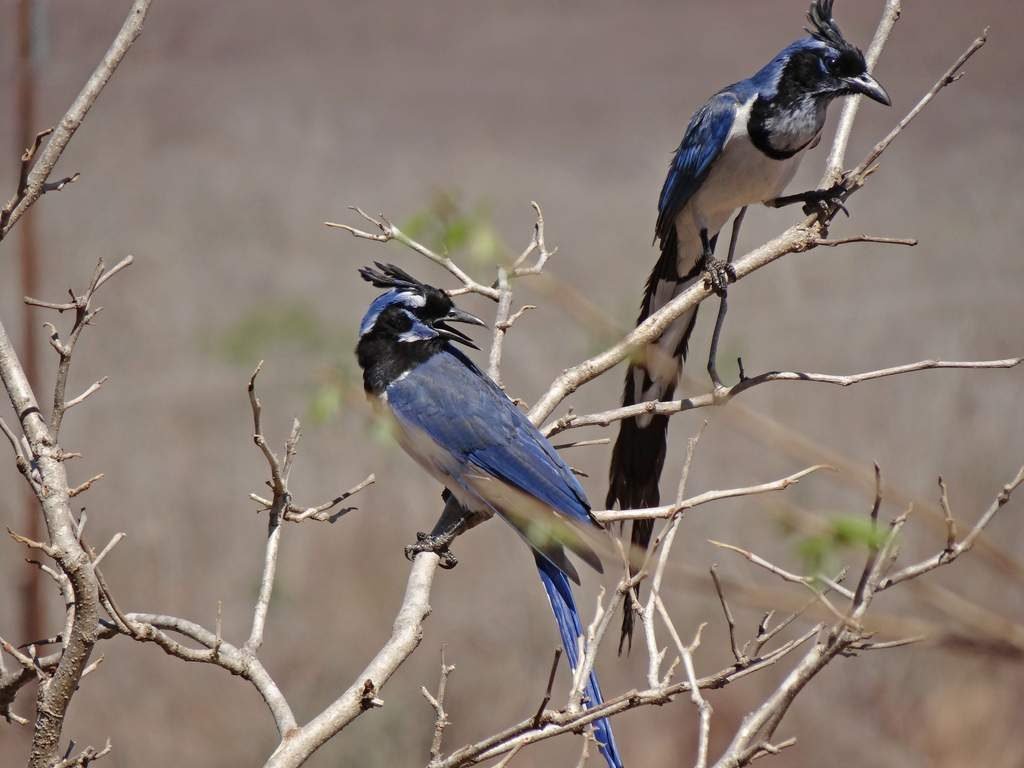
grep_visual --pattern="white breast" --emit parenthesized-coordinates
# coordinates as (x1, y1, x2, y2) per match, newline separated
(674, 97, 806, 275)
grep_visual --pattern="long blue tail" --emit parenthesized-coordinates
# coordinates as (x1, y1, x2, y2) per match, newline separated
(534, 554, 624, 768)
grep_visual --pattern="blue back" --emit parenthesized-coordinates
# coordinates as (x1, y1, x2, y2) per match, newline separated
(385, 346, 592, 526)
(655, 37, 825, 244)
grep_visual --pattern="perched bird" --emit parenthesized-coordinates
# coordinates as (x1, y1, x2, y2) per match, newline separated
(608, 0, 890, 650)
(356, 263, 624, 768)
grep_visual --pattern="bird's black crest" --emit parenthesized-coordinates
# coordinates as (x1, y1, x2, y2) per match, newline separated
(358, 262, 427, 293)
(806, 0, 852, 51)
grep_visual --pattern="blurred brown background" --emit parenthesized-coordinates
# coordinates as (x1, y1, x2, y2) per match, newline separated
(2, 1, 1022, 766)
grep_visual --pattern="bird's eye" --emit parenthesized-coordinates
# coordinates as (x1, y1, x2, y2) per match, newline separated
(824, 55, 839, 74)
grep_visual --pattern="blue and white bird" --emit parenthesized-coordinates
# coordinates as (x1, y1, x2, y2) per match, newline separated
(608, 0, 890, 649)
(356, 263, 624, 768)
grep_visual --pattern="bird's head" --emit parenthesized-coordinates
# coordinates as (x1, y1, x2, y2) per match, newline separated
(357, 263, 486, 350)
(780, 0, 891, 106)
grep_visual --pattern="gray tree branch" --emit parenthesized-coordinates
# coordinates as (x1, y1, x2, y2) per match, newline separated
(0, 0, 153, 241)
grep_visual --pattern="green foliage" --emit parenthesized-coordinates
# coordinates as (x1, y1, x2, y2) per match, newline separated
(212, 302, 361, 425)
(797, 514, 889, 579)
(401, 190, 505, 267)
(214, 302, 329, 366)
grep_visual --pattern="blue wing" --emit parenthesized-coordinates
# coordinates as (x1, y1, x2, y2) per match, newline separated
(654, 89, 743, 245)
(385, 347, 602, 576)
(386, 349, 621, 768)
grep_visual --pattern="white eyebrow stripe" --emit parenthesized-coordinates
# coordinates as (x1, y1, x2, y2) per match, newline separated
(358, 290, 427, 336)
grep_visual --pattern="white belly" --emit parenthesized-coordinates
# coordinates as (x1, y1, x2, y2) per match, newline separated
(631, 105, 808, 422)
(674, 97, 806, 277)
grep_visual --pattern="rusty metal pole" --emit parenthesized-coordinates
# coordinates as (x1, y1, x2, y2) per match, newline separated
(16, 0, 44, 646)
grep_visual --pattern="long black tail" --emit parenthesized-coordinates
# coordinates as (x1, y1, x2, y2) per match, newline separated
(607, 229, 705, 652)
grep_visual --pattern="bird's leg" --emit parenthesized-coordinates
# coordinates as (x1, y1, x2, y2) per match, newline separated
(405, 527, 461, 569)
(699, 227, 736, 297)
(404, 493, 486, 569)
(767, 181, 850, 217)
(707, 207, 746, 389)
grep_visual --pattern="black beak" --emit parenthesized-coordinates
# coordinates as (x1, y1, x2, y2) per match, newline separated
(445, 307, 487, 328)
(435, 307, 486, 349)
(843, 72, 891, 106)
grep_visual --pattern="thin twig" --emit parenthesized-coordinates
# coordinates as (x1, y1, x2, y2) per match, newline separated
(708, 206, 746, 389)
(594, 465, 830, 523)
(423, 647, 456, 761)
(1, 0, 153, 241)
(711, 565, 745, 664)
(938, 476, 957, 554)
(544, 358, 1023, 437)
(326, 208, 501, 300)
(532, 649, 562, 728)
(853, 464, 883, 609)
(814, 235, 917, 247)
(880, 466, 1024, 589)
(823, 0, 904, 180)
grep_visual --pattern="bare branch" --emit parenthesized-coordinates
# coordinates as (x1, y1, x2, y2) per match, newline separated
(880, 465, 1024, 589)
(711, 565, 744, 665)
(709, 540, 856, 606)
(245, 369, 301, 654)
(273, 474, 376, 523)
(488, 268, 514, 384)
(94, 606, 297, 737)
(0, 300, 102, 765)
(63, 376, 109, 411)
(823, 0, 904, 181)
(679, 625, 712, 768)
(0, 0, 153, 240)
(264, 553, 440, 768)
(434, 626, 820, 768)
(7, 526, 58, 557)
(846, 29, 989, 188)
(594, 465, 830, 523)
(326, 208, 501, 300)
(852, 464, 883, 610)
(938, 476, 957, 554)
(90, 532, 125, 568)
(510, 201, 558, 278)
(50, 738, 112, 768)
(813, 235, 917, 247)
(422, 648, 456, 761)
(544, 358, 1022, 437)
(641, 423, 707, 686)
(68, 474, 104, 498)
(532, 649, 562, 728)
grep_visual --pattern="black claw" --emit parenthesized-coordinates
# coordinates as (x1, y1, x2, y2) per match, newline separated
(775, 182, 850, 218)
(438, 551, 458, 569)
(404, 530, 459, 568)
(702, 257, 735, 297)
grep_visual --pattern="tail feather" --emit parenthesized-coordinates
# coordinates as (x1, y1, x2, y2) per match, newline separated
(535, 554, 624, 768)
(608, 230, 709, 653)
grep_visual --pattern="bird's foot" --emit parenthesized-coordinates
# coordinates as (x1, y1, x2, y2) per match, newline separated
(768, 181, 850, 217)
(702, 257, 737, 297)
(404, 530, 459, 569)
